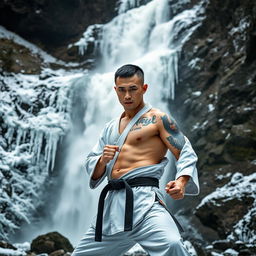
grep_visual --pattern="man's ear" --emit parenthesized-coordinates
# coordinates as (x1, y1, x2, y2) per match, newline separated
(114, 86, 117, 91)
(142, 84, 148, 92)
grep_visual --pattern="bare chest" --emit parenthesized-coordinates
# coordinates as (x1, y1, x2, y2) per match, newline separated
(119, 115, 158, 145)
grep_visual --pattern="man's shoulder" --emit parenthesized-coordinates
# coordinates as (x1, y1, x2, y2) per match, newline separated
(146, 108, 174, 130)
(104, 118, 117, 128)
(98, 118, 117, 138)
(148, 108, 167, 119)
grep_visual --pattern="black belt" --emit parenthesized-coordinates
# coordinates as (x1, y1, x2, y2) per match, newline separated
(95, 177, 159, 242)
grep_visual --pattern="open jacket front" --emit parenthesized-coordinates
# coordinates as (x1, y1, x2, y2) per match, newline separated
(85, 104, 200, 236)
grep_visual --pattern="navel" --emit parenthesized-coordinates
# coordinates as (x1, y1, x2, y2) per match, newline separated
(136, 137, 142, 141)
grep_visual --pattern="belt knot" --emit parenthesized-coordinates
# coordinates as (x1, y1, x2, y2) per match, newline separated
(108, 179, 125, 190)
(95, 176, 159, 242)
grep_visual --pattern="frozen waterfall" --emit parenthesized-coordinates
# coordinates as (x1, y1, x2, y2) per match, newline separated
(11, 0, 205, 247)
(51, 0, 204, 245)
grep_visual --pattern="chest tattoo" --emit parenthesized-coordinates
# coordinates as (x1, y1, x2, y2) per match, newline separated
(130, 115, 157, 132)
(161, 115, 185, 151)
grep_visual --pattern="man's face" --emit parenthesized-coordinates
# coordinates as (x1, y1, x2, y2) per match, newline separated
(114, 74, 147, 110)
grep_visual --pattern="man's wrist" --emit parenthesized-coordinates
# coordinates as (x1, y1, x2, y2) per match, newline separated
(99, 156, 108, 166)
(176, 175, 190, 186)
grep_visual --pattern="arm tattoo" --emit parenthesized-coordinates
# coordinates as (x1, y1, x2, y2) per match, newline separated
(161, 115, 185, 151)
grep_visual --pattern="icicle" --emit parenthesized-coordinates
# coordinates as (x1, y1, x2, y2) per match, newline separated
(50, 133, 58, 171)
(73, 25, 102, 56)
(49, 91, 57, 107)
(42, 130, 62, 172)
(44, 133, 49, 161)
(66, 86, 74, 114)
(56, 87, 67, 113)
(168, 51, 179, 100)
(6, 126, 14, 145)
(15, 126, 23, 149)
(35, 130, 44, 164)
(29, 129, 35, 154)
(21, 128, 27, 144)
(46, 132, 53, 173)
(31, 130, 43, 165)
(173, 51, 179, 98)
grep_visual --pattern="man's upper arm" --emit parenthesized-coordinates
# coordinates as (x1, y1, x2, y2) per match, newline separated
(157, 112, 185, 160)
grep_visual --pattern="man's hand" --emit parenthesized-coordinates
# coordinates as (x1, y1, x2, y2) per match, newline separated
(165, 175, 190, 200)
(101, 145, 119, 164)
(92, 145, 119, 180)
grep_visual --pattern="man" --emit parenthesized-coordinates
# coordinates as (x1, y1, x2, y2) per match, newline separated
(72, 64, 199, 256)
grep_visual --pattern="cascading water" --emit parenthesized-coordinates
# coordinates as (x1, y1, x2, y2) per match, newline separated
(14, 0, 205, 247)
(52, 0, 204, 246)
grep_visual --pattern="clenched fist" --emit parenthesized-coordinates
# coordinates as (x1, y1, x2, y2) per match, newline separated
(92, 145, 120, 180)
(165, 176, 190, 200)
(101, 145, 119, 164)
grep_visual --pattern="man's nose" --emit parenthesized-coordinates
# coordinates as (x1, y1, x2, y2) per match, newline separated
(124, 91, 131, 99)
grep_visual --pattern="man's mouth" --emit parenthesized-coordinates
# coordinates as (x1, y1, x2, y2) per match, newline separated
(124, 102, 133, 104)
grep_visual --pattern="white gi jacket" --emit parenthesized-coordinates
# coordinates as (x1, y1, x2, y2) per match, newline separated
(85, 104, 199, 236)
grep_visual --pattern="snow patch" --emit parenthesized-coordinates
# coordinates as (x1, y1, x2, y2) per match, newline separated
(197, 172, 256, 246)
(0, 248, 25, 256)
(215, 172, 232, 181)
(192, 91, 202, 96)
(208, 103, 215, 112)
(188, 57, 202, 70)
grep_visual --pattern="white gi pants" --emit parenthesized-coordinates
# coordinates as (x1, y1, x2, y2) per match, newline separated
(72, 202, 191, 256)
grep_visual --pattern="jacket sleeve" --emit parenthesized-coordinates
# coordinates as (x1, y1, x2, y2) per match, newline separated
(175, 136, 200, 195)
(85, 126, 108, 189)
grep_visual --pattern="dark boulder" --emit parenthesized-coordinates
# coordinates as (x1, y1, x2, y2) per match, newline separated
(0, 240, 17, 250)
(30, 231, 73, 254)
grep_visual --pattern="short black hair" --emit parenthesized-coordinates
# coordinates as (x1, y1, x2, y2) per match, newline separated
(114, 64, 144, 84)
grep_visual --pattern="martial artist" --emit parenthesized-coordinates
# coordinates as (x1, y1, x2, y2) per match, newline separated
(72, 64, 199, 256)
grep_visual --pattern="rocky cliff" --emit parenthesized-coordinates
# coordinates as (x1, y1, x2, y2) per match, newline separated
(172, 0, 256, 254)
(0, 0, 117, 62)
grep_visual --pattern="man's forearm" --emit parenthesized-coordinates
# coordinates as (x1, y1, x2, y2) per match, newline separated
(176, 175, 190, 187)
(91, 157, 107, 180)
(165, 175, 190, 199)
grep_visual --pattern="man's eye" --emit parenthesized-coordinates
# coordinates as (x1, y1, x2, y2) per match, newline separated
(130, 88, 137, 91)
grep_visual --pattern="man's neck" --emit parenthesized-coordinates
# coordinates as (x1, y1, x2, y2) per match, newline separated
(123, 101, 145, 119)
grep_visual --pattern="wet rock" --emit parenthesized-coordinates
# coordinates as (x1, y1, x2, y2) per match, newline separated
(195, 196, 254, 238)
(0, 0, 118, 61)
(30, 232, 73, 254)
(49, 249, 66, 256)
(0, 38, 42, 74)
(212, 240, 233, 251)
(0, 240, 17, 250)
(26, 253, 37, 256)
(232, 105, 255, 125)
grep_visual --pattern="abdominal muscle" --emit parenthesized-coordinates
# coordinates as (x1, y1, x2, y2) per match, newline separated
(111, 139, 167, 179)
